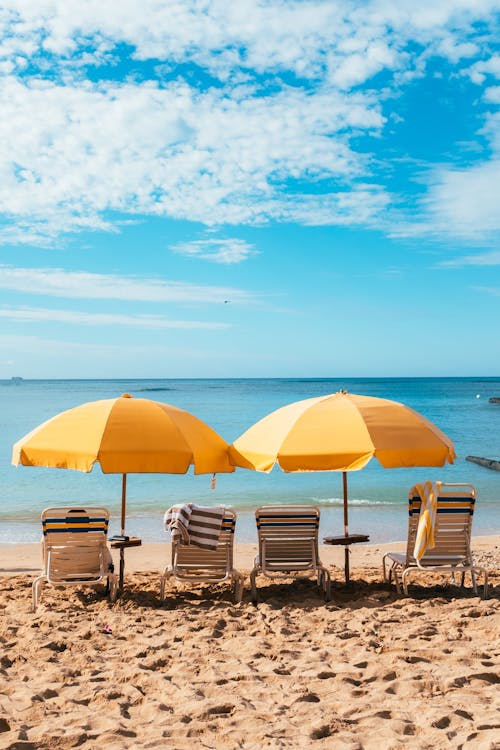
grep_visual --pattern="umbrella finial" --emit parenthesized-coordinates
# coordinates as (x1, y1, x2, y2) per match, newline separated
(121, 393, 133, 399)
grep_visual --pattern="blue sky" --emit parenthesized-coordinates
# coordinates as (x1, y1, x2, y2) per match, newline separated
(0, 0, 499, 378)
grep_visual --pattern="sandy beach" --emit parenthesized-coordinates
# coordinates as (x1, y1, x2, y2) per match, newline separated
(0, 539, 498, 749)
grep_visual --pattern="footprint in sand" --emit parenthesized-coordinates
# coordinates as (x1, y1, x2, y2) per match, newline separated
(374, 710, 392, 719)
(454, 709, 474, 721)
(273, 667, 292, 675)
(296, 692, 320, 703)
(432, 715, 451, 729)
(468, 672, 500, 685)
(202, 704, 234, 718)
(310, 724, 332, 740)
(382, 670, 397, 681)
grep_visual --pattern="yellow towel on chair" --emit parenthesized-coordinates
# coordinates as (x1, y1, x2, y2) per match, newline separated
(412, 481, 442, 561)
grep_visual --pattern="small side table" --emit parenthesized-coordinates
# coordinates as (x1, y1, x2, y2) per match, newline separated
(323, 534, 370, 583)
(109, 536, 142, 592)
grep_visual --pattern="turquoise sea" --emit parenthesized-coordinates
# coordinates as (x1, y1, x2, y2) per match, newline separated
(1, 378, 499, 545)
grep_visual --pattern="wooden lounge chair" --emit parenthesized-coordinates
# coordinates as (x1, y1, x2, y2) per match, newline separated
(32, 507, 118, 612)
(160, 508, 244, 603)
(250, 505, 331, 603)
(382, 483, 489, 598)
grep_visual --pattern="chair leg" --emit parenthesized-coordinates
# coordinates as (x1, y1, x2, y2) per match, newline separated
(233, 573, 244, 604)
(160, 568, 172, 603)
(470, 569, 478, 595)
(482, 570, 489, 600)
(402, 568, 412, 596)
(322, 568, 331, 602)
(390, 565, 402, 594)
(383, 557, 398, 587)
(382, 554, 388, 582)
(250, 567, 258, 604)
(108, 574, 118, 603)
(160, 573, 165, 602)
(32, 576, 44, 613)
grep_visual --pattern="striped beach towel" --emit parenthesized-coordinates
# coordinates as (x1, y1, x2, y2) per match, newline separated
(412, 481, 442, 561)
(164, 504, 225, 550)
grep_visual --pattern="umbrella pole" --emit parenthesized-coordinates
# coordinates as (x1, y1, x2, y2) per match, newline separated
(119, 473, 127, 592)
(121, 473, 127, 535)
(343, 471, 350, 583)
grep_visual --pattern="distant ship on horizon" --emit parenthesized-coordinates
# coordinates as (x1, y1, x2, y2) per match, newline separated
(10, 376, 23, 384)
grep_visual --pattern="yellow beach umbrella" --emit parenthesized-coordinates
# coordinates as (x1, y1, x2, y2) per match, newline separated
(12, 393, 234, 535)
(229, 391, 455, 579)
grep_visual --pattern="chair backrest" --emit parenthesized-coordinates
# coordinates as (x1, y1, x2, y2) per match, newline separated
(42, 506, 110, 541)
(255, 505, 320, 571)
(173, 508, 236, 575)
(406, 484, 475, 565)
(41, 507, 110, 582)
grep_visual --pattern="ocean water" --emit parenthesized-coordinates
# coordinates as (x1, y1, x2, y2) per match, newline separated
(1, 377, 499, 545)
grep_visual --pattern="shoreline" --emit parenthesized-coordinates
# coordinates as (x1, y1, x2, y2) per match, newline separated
(1, 534, 498, 576)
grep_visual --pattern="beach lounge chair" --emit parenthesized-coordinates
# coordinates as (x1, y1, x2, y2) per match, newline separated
(161, 508, 244, 603)
(250, 505, 331, 603)
(32, 507, 117, 612)
(382, 483, 489, 598)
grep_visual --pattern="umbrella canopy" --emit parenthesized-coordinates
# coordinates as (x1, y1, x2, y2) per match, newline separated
(12, 393, 234, 534)
(229, 391, 455, 580)
(229, 391, 455, 473)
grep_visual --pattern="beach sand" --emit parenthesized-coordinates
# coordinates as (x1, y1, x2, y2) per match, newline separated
(0, 539, 498, 750)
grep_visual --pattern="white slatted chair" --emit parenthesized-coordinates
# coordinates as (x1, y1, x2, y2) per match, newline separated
(33, 507, 117, 612)
(251, 505, 331, 603)
(382, 483, 489, 598)
(161, 509, 244, 603)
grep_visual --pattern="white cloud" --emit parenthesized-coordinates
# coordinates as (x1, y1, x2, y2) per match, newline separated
(481, 110, 500, 153)
(467, 54, 500, 84)
(436, 37, 479, 64)
(172, 238, 256, 264)
(328, 42, 397, 89)
(484, 86, 500, 103)
(0, 1, 498, 241)
(1, 1, 498, 78)
(0, 266, 255, 303)
(0, 305, 229, 329)
(0, 75, 386, 239)
(421, 159, 500, 239)
(257, 187, 392, 226)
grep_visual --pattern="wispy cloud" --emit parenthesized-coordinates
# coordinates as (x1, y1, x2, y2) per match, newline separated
(438, 250, 500, 268)
(394, 156, 500, 241)
(422, 160, 500, 240)
(472, 286, 500, 296)
(0, 266, 255, 303)
(0, 306, 230, 329)
(172, 238, 257, 264)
